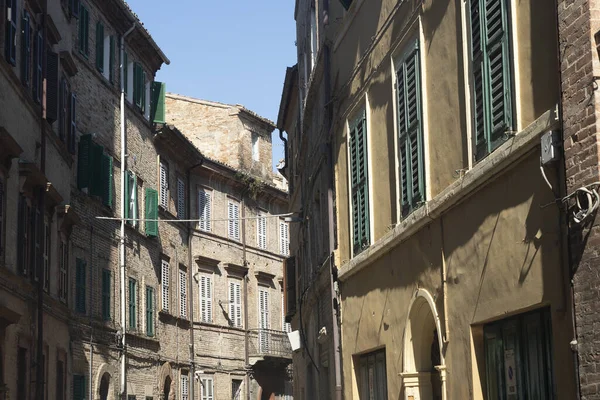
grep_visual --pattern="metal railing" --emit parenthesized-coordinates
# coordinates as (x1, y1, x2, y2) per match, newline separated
(247, 328, 292, 359)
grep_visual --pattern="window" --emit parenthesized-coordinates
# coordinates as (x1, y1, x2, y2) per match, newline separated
(43, 216, 51, 291)
(200, 377, 214, 400)
(348, 110, 370, 256)
(33, 30, 42, 102)
(59, 239, 68, 302)
(102, 269, 111, 320)
(75, 258, 86, 314)
(284, 256, 297, 318)
(181, 373, 189, 400)
(126, 56, 134, 102)
(56, 359, 65, 400)
(17, 194, 31, 276)
(483, 308, 555, 399)
(177, 178, 185, 219)
(357, 349, 387, 400)
(159, 160, 169, 209)
(200, 274, 212, 323)
(396, 41, 425, 217)
(78, 4, 89, 57)
(257, 213, 266, 250)
(161, 259, 169, 311)
(228, 200, 240, 241)
(128, 278, 137, 329)
(469, 0, 513, 160)
(179, 268, 187, 318)
(279, 220, 289, 256)
(17, 347, 27, 400)
(133, 62, 146, 112)
(146, 286, 154, 336)
(125, 171, 138, 227)
(77, 135, 113, 207)
(70, 0, 80, 18)
(33, 206, 41, 282)
(282, 294, 291, 333)
(21, 10, 31, 87)
(258, 287, 270, 352)
(231, 379, 242, 400)
(4, 0, 17, 65)
(151, 81, 167, 123)
(96, 22, 114, 82)
(73, 375, 87, 400)
(229, 280, 242, 328)
(95, 21, 104, 72)
(198, 188, 212, 232)
(252, 132, 259, 161)
(59, 78, 69, 142)
(145, 188, 158, 237)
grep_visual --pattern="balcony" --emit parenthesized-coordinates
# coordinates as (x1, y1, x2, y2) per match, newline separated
(247, 329, 292, 368)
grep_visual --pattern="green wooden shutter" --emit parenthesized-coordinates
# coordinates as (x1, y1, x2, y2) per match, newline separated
(124, 171, 131, 222)
(470, 0, 512, 160)
(145, 188, 158, 237)
(151, 82, 166, 123)
(142, 70, 147, 113)
(77, 134, 92, 189)
(134, 63, 142, 108)
(90, 143, 104, 197)
(109, 36, 115, 83)
(101, 154, 113, 207)
(78, 6, 89, 57)
(75, 259, 86, 314)
(146, 286, 154, 337)
(397, 44, 425, 217)
(129, 278, 136, 329)
(73, 375, 86, 400)
(349, 111, 369, 255)
(95, 21, 104, 72)
(102, 269, 111, 320)
(123, 52, 129, 95)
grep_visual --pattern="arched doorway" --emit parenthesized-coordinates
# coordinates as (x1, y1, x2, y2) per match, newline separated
(99, 373, 110, 400)
(158, 362, 174, 400)
(400, 289, 446, 400)
(164, 377, 172, 400)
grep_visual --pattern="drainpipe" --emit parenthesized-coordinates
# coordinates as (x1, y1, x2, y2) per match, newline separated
(186, 160, 203, 400)
(119, 22, 136, 398)
(278, 129, 288, 178)
(89, 225, 94, 400)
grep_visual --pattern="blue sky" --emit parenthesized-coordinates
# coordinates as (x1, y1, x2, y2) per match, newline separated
(126, 0, 297, 170)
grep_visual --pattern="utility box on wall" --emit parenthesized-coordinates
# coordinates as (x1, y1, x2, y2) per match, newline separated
(541, 130, 561, 165)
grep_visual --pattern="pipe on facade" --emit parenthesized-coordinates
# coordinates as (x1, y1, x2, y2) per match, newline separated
(119, 22, 136, 397)
(278, 129, 288, 177)
(440, 219, 449, 343)
(186, 161, 203, 400)
(89, 225, 95, 400)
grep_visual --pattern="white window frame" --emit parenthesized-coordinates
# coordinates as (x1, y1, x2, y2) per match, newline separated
(160, 160, 169, 209)
(177, 177, 186, 219)
(200, 274, 213, 323)
(257, 212, 267, 250)
(229, 280, 242, 328)
(198, 188, 212, 232)
(161, 259, 170, 311)
(252, 132, 259, 161)
(181, 372, 189, 400)
(279, 220, 289, 256)
(228, 200, 240, 241)
(200, 377, 214, 400)
(258, 287, 270, 352)
(179, 267, 187, 318)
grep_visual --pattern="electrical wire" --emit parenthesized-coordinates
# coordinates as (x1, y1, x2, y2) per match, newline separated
(95, 212, 295, 223)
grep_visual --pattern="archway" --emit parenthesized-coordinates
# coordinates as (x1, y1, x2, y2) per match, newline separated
(94, 364, 115, 400)
(400, 289, 446, 400)
(99, 373, 110, 400)
(164, 377, 172, 400)
(158, 362, 174, 400)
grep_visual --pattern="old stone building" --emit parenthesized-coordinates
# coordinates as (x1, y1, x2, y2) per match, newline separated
(282, 0, 580, 399)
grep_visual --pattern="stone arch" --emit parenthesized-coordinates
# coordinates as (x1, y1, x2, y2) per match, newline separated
(94, 363, 116, 400)
(401, 288, 447, 400)
(158, 362, 174, 400)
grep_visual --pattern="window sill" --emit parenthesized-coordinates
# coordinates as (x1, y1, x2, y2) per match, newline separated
(338, 108, 559, 282)
(194, 320, 246, 333)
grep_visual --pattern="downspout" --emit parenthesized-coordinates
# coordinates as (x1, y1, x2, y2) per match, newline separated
(119, 22, 136, 398)
(438, 219, 449, 400)
(242, 197, 250, 400)
(89, 225, 94, 400)
(278, 129, 288, 177)
(323, 41, 343, 400)
(186, 160, 204, 400)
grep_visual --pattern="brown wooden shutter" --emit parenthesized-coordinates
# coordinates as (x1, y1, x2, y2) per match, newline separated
(45, 51, 59, 123)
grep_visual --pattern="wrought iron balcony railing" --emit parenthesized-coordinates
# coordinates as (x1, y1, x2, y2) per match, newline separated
(247, 328, 292, 359)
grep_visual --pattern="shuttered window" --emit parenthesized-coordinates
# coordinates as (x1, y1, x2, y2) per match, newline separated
(17, 195, 31, 276)
(75, 258, 86, 314)
(95, 21, 104, 72)
(198, 188, 212, 232)
(177, 178, 186, 219)
(33, 30, 42, 102)
(77, 135, 113, 206)
(78, 4, 89, 57)
(159, 161, 169, 209)
(200, 275, 212, 323)
(279, 220, 289, 256)
(179, 268, 187, 318)
(43, 216, 50, 291)
(145, 188, 159, 237)
(128, 278, 137, 329)
(151, 81, 166, 123)
(73, 375, 86, 400)
(201, 377, 214, 400)
(46, 51, 59, 123)
(133, 62, 146, 111)
(229, 280, 242, 328)
(181, 374, 189, 400)
(358, 349, 387, 400)
(349, 111, 370, 255)
(101, 153, 113, 207)
(108, 36, 115, 82)
(228, 201, 240, 240)
(258, 288, 270, 352)
(283, 257, 296, 318)
(469, 0, 513, 160)
(69, 93, 77, 154)
(257, 213, 267, 249)
(146, 286, 154, 336)
(397, 42, 425, 217)
(282, 293, 291, 332)
(124, 171, 138, 226)
(21, 11, 31, 87)
(161, 259, 169, 311)
(102, 269, 111, 320)
(59, 78, 68, 142)
(4, 0, 17, 65)
(59, 239, 68, 302)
